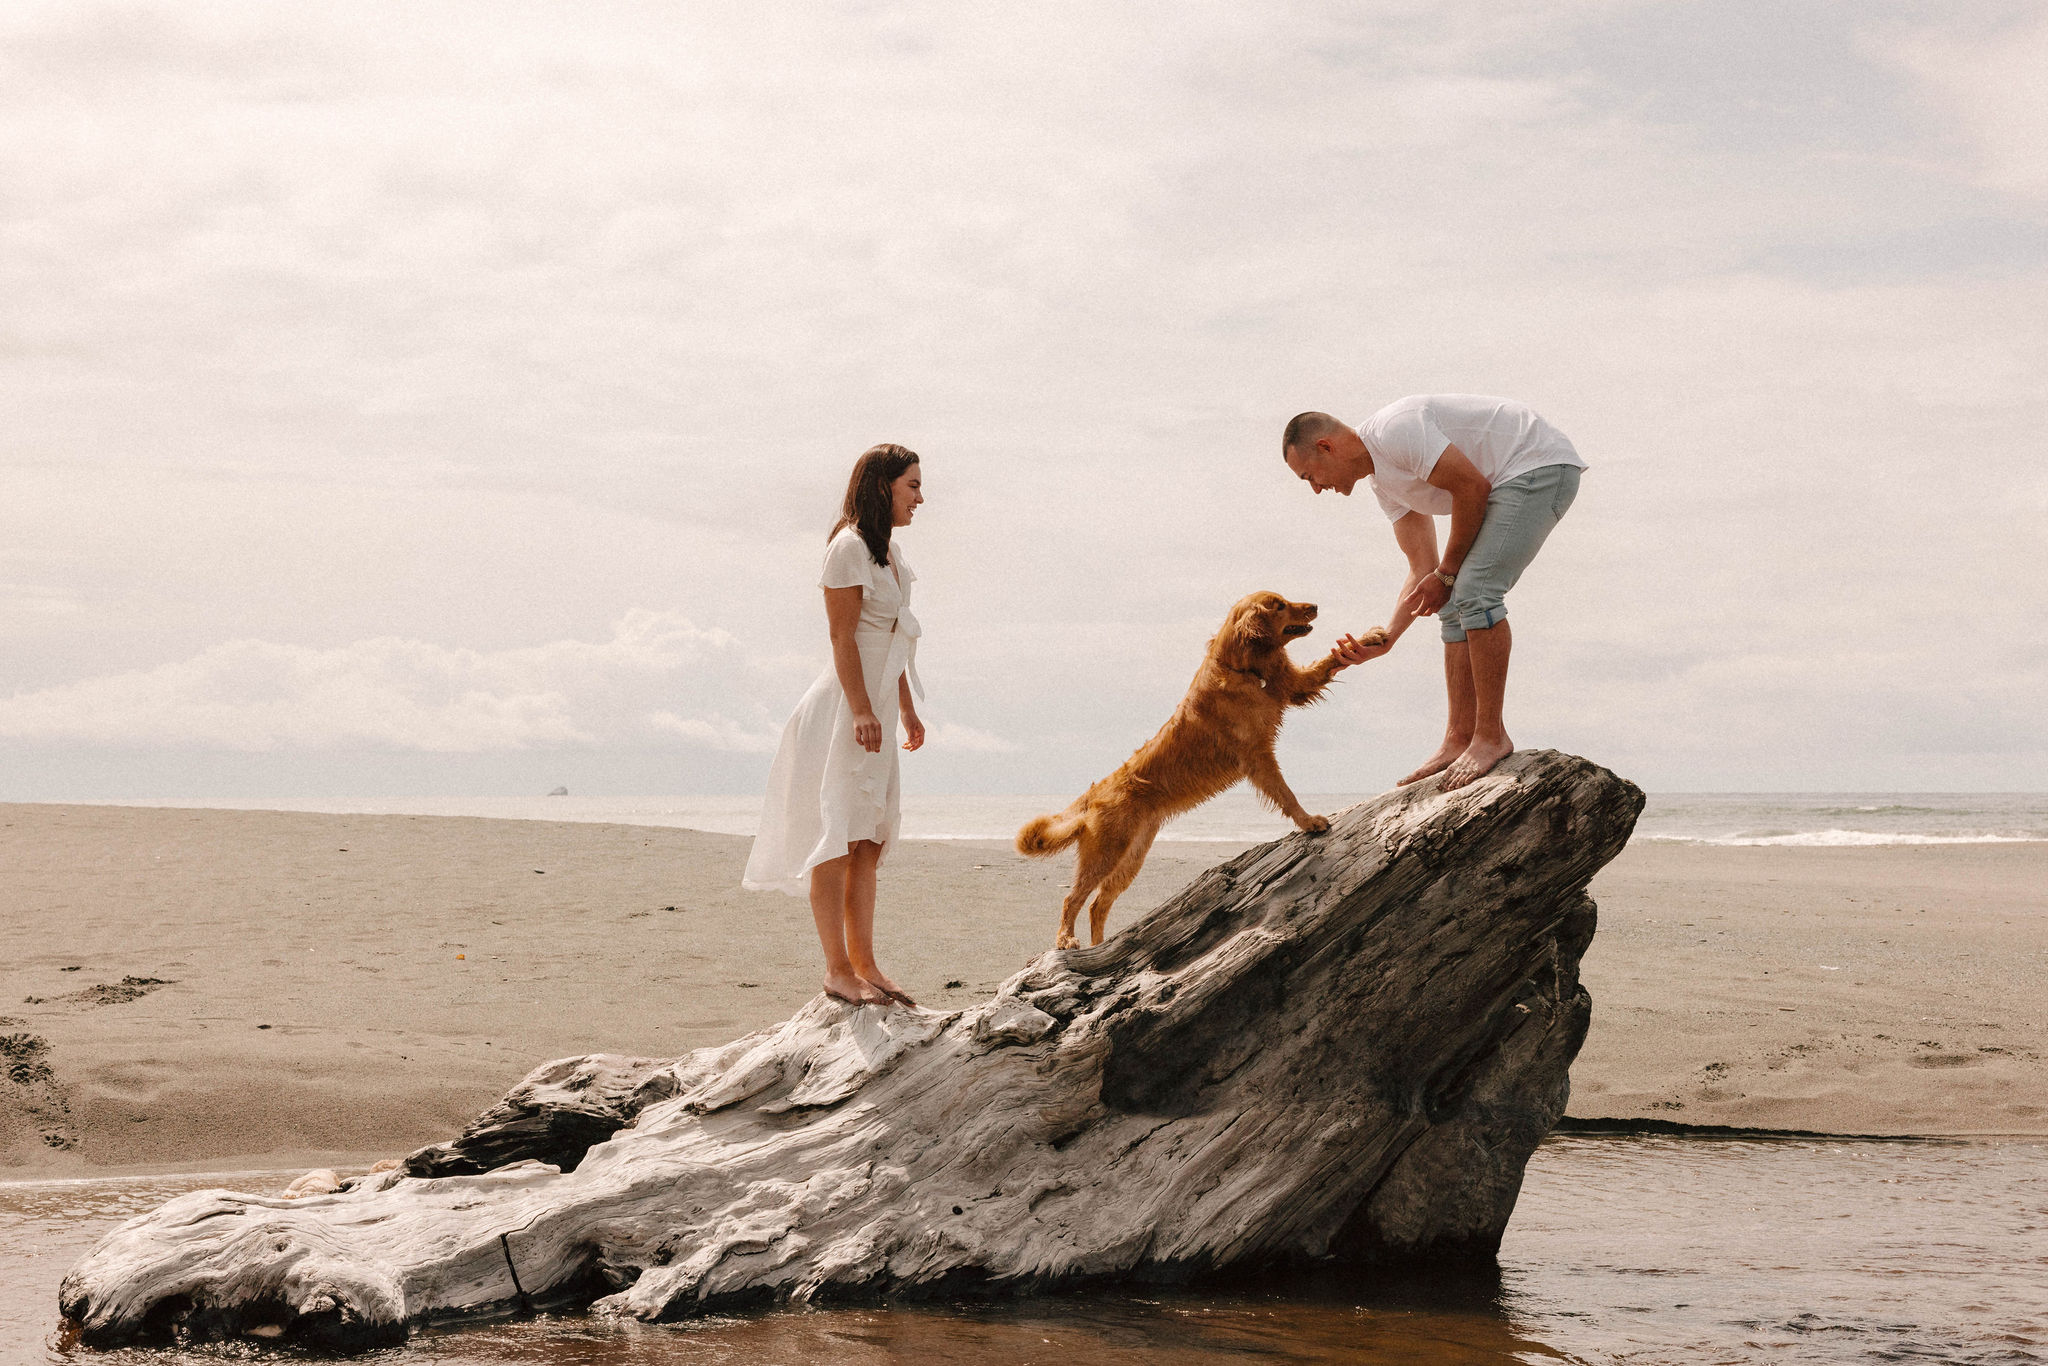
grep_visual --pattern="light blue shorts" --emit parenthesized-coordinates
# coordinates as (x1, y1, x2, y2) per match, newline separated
(1439, 464, 1581, 643)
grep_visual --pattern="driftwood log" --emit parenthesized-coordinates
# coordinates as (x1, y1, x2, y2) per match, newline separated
(61, 750, 1640, 1350)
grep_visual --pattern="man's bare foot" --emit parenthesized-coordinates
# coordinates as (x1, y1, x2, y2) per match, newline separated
(856, 967, 916, 1008)
(823, 968, 887, 1005)
(1398, 736, 1469, 786)
(1441, 735, 1513, 791)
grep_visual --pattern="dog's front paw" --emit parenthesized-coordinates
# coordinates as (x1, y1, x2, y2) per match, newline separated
(1055, 930, 1080, 950)
(1300, 814, 1330, 834)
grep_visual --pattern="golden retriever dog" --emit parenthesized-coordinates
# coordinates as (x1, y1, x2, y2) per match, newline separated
(1017, 592, 1384, 949)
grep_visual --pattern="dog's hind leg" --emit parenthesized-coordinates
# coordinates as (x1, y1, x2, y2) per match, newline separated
(1086, 822, 1160, 946)
(1056, 831, 1122, 950)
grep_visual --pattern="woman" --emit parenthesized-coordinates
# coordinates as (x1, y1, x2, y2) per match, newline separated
(743, 443, 925, 1007)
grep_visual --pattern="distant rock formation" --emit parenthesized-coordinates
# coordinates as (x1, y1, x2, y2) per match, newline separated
(546, 786, 569, 797)
(60, 750, 1641, 1351)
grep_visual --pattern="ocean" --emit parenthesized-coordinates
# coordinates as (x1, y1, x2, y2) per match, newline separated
(69, 790, 2048, 847)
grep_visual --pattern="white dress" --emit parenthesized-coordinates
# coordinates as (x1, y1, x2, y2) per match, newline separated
(742, 528, 924, 896)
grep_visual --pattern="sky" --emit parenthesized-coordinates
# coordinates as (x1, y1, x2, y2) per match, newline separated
(2, 0, 2045, 798)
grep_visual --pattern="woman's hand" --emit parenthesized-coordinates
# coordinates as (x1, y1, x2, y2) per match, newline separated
(901, 708, 925, 751)
(853, 708, 883, 753)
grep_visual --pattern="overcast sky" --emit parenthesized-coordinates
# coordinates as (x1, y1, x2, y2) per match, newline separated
(3, 0, 2044, 798)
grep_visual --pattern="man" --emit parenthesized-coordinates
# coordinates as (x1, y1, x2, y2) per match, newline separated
(1282, 395, 1585, 790)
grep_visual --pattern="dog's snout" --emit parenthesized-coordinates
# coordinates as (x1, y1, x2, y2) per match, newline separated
(1300, 603, 1318, 618)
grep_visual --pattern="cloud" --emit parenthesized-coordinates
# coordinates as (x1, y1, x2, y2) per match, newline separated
(647, 711, 783, 755)
(1, 3, 2044, 792)
(0, 611, 799, 752)
(0, 582, 83, 617)
(644, 708, 1020, 759)
(928, 722, 1019, 754)
(1880, 12, 2048, 199)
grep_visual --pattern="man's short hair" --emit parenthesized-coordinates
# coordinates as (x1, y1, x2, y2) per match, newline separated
(1282, 411, 1341, 460)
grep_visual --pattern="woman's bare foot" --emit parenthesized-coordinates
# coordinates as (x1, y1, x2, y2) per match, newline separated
(1441, 734, 1513, 791)
(856, 968, 916, 1008)
(823, 968, 887, 1005)
(1398, 735, 1470, 786)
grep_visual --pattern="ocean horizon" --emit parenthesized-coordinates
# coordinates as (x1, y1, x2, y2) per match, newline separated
(29, 790, 2048, 847)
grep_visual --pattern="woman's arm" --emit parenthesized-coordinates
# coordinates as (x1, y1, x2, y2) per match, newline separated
(898, 673, 925, 751)
(824, 585, 882, 753)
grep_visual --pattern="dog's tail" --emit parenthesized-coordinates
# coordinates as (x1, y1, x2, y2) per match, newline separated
(1015, 803, 1087, 857)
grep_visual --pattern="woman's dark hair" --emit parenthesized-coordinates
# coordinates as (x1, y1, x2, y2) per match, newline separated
(830, 443, 920, 566)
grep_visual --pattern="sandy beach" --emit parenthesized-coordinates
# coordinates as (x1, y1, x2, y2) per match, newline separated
(3, 803, 2042, 1178)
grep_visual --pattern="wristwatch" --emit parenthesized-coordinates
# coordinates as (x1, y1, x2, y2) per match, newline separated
(1432, 569, 1456, 588)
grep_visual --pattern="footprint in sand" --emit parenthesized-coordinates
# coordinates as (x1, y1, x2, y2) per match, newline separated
(0, 1030, 76, 1150)
(1, 1031, 56, 1086)
(21, 976, 174, 1009)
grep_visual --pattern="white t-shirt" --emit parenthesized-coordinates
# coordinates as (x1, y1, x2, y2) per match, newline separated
(1360, 394, 1585, 522)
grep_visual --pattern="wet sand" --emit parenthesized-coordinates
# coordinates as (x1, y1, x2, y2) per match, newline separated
(2, 803, 2042, 1176)
(1575, 839, 2045, 1135)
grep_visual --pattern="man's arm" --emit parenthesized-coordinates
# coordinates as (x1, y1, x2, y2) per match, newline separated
(1329, 511, 1435, 667)
(1397, 442, 1490, 619)
(1383, 510, 1440, 644)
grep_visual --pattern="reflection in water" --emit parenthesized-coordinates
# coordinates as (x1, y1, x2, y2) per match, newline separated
(6, 1137, 2044, 1365)
(397, 1278, 1564, 1366)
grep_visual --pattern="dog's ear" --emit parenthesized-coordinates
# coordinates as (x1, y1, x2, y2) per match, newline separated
(1233, 602, 1277, 659)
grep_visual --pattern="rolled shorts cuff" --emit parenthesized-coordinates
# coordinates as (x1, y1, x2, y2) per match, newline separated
(1438, 603, 1507, 643)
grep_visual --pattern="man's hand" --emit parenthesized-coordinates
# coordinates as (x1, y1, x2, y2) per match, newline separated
(1329, 628, 1392, 669)
(1399, 574, 1450, 619)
